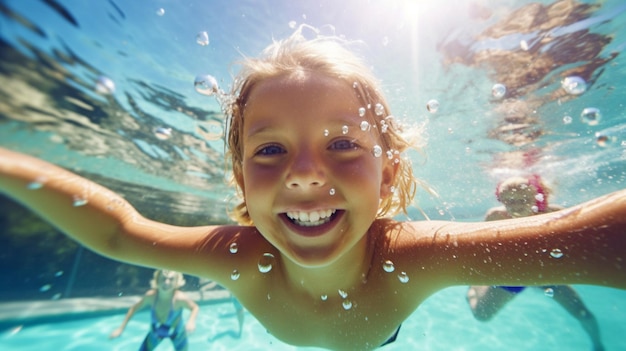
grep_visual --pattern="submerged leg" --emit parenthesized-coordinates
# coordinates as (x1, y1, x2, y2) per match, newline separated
(547, 285, 604, 351)
(466, 286, 520, 321)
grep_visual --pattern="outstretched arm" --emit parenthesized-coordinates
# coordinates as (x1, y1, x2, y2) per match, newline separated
(109, 293, 151, 339)
(398, 190, 626, 293)
(0, 148, 260, 285)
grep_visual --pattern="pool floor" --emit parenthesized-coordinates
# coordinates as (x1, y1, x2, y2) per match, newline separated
(1, 286, 625, 350)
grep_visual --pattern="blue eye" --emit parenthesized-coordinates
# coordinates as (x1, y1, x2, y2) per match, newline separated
(329, 139, 359, 150)
(256, 144, 285, 156)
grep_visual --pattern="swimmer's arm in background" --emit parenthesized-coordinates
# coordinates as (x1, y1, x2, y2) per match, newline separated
(109, 290, 154, 339)
(176, 290, 199, 333)
(0, 147, 259, 285)
(399, 190, 626, 292)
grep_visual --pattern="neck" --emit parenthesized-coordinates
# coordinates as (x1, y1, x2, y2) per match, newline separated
(280, 234, 374, 299)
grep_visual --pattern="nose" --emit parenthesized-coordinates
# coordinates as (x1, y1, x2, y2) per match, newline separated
(285, 149, 326, 190)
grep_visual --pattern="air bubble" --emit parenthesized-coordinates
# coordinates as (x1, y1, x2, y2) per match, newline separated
(229, 242, 238, 254)
(358, 107, 366, 117)
(95, 76, 115, 95)
(492, 84, 506, 99)
(72, 196, 88, 207)
(258, 253, 275, 273)
(372, 145, 383, 157)
(426, 99, 439, 113)
(520, 40, 529, 51)
(329, 188, 336, 196)
(27, 176, 46, 190)
(374, 103, 385, 116)
(581, 107, 601, 126)
(39, 284, 52, 292)
(342, 125, 349, 134)
(196, 31, 209, 46)
(324, 129, 329, 137)
(360, 121, 370, 131)
(230, 269, 240, 280)
(321, 294, 328, 301)
(383, 260, 395, 273)
(154, 127, 172, 140)
(338, 289, 348, 299)
(550, 248, 563, 259)
(342, 300, 353, 310)
(194, 74, 219, 96)
(561, 76, 586, 95)
(562, 116, 572, 124)
(397, 272, 409, 283)
(596, 133, 614, 147)
(156, 8, 165, 16)
(544, 287, 554, 298)
(288, 20, 297, 29)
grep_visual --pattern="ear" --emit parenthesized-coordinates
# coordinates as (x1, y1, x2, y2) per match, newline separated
(379, 159, 399, 199)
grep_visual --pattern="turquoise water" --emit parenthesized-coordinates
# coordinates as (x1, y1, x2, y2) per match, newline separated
(2, 286, 626, 350)
(1, 0, 626, 350)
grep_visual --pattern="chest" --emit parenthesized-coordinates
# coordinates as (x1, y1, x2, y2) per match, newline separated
(245, 283, 411, 350)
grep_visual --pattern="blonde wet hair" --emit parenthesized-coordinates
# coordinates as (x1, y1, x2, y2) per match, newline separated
(150, 269, 186, 289)
(225, 28, 422, 225)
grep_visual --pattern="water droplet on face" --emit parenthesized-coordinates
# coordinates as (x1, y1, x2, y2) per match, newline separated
(95, 76, 115, 95)
(342, 300, 353, 310)
(372, 145, 383, 157)
(321, 294, 328, 301)
(492, 83, 506, 99)
(360, 121, 370, 131)
(581, 107, 601, 125)
(353, 82, 359, 89)
(383, 260, 395, 273)
(338, 289, 348, 299)
(561, 76, 587, 95)
(323, 129, 329, 137)
(426, 99, 439, 113)
(358, 107, 366, 117)
(562, 115, 572, 124)
(194, 74, 219, 96)
(229, 242, 238, 254)
(329, 188, 336, 196)
(230, 269, 240, 280)
(550, 248, 564, 259)
(156, 8, 165, 16)
(374, 103, 385, 116)
(342, 125, 349, 134)
(154, 127, 172, 140)
(72, 196, 88, 207)
(544, 287, 554, 298)
(258, 253, 275, 273)
(397, 272, 409, 283)
(196, 31, 209, 46)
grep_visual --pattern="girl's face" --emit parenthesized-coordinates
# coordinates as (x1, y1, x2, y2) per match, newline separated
(240, 72, 395, 267)
(499, 184, 538, 217)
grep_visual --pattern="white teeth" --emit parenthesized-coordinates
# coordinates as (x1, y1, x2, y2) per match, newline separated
(286, 209, 336, 227)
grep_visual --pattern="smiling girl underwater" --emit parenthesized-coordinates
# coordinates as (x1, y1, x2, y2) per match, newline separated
(1, 31, 625, 350)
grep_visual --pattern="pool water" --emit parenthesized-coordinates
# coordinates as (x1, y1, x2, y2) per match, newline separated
(2, 286, 626, 350)
(1, 0, 626, 350)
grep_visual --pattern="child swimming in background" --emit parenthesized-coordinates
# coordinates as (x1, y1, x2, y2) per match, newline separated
(109, 269, 199, 351)
(1, 29, 625, 350)
(467, 175, 604, 351)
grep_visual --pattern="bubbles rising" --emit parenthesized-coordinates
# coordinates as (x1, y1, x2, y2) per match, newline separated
(491, 83, 506, 99)
(426, 99, 439, 113)
(95, 76, 115, 95)
(581, 107, 601, 126)
(194, 75, 219, 96)
(561, 76, 587, 95)
(196, 31, 210, 46)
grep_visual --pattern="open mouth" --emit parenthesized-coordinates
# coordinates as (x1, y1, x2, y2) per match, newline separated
(285, 209, 338, 227)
